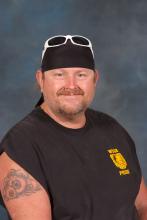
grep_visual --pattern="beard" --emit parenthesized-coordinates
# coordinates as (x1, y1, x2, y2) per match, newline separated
(56, 99, 88, 119)
(54, 86, 87, 119)
(44, 86, 94, 120)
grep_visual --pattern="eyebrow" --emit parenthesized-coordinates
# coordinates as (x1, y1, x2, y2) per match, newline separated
(53, 69, 91, 73)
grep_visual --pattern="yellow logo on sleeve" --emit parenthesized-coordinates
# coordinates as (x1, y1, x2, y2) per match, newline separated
(108, 148, 130, 176)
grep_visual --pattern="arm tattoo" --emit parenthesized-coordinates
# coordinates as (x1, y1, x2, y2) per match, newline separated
(1, 169, 42, 201)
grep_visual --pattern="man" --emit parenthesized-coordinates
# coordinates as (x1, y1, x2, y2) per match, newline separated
(0, 35, 146, 220)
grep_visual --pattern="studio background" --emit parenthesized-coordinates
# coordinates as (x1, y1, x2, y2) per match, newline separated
(0, 0, 147, 219)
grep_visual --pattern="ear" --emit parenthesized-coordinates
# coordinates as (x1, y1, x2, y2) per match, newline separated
(94, 69, 99, 85)
(35, 69, 44, 92)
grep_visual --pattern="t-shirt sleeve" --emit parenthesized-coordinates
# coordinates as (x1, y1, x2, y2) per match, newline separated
(0, 125, 48, 194)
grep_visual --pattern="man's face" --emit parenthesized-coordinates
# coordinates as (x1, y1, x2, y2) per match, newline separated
(36, 67, 99, 117)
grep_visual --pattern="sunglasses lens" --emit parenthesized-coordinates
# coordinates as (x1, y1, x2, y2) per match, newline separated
(48, 36, 66, 46)
(72, 36, 89, 46)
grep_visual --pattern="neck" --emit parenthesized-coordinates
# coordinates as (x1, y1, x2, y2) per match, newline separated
(40, 103, 86, 129)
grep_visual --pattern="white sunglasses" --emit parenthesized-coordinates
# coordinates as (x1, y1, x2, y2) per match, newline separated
(42, 35, 94, 60)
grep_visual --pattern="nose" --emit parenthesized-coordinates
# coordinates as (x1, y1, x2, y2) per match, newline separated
(65, 75, 77, 88)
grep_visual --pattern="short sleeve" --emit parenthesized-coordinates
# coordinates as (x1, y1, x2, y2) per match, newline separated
(0, 125, 48, 194)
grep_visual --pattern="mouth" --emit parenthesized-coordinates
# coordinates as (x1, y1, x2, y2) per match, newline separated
(60, 94, 82, 98)
(59, 94, 83, 102)
(60, 93, 82, 96)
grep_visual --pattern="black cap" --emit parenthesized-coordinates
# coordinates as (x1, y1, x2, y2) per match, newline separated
(41, 40, 95, 72)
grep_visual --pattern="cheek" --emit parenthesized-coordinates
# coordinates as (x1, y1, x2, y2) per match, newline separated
(42, 80, 53, 98)
(43, 80, 63, 97)
(83, 83, 96, 104)
(82, 81, 96, 96)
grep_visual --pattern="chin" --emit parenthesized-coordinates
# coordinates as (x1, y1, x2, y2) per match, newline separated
(58, 105, 86, 116)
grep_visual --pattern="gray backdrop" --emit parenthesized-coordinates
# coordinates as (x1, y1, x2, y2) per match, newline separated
(0, 0, 147, 218)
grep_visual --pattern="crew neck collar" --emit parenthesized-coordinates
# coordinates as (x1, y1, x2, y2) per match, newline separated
(35, 106, 90, 135)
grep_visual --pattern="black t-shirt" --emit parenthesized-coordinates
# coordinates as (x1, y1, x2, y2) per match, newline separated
(0, 107, 141, 220)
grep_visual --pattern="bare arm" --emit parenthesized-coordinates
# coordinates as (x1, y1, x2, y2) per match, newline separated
(135, 177, 147, 220)
(0, 152, 52, 220)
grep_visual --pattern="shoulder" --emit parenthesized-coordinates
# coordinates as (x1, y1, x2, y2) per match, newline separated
(0, 108, 43, 156)
(12, 107, 41, 131)
(1, 107, 42, 141)
(86, 108, 134, 143)
(86, 108, 120, 126)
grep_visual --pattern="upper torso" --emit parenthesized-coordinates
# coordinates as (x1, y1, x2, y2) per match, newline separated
(0, 107, 141, 220)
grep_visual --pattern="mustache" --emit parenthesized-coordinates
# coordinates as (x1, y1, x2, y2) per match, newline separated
(57, 87, 84, 96)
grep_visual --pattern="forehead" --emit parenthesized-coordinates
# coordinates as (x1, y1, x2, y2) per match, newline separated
(45, 67, 94, 74)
